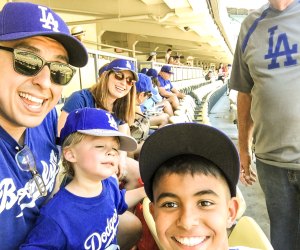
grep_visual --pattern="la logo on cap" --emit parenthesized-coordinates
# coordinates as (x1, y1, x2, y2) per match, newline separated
(38, 6, 59, 32)
(106, 113, 118, 130)
(126, 61, 132, 70)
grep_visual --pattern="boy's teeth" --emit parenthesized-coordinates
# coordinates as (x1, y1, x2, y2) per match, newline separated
(175, 236, 205, 246)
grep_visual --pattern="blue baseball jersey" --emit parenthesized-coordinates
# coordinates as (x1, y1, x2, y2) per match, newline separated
(62, 89, 124, 126)
(230, 1, 300, 169)
(157, 75, 173, 92)
(21, 177, 128, 250)
(0, 109, 60, 249)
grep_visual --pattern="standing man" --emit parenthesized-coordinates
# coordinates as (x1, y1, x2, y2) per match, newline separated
(0, 2, 88, 249)
(230, 1, 300, 249)
(157, 65, 185, 111)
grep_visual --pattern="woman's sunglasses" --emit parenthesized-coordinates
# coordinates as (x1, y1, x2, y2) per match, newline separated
(112, 70, 136, 86)
(0, 46, 76, 86)
(15, 145, 47, 198)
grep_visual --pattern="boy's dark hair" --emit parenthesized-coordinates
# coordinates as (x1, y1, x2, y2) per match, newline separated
(152, 154, 230, 200)
(139, 123, 240, 201)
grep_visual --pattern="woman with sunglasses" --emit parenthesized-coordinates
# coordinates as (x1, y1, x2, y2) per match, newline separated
(57, 58, 143, 249)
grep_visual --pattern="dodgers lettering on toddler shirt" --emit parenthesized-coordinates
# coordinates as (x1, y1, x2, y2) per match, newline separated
(21, 177, 128, 249)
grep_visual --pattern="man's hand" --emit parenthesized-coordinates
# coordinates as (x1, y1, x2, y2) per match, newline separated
(239, 151, 257, 186)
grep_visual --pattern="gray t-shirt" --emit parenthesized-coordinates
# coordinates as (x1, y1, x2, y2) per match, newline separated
(230, 1, 300, 169)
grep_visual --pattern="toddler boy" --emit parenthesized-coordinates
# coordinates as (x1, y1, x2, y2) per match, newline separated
(22, 108, 145, 249)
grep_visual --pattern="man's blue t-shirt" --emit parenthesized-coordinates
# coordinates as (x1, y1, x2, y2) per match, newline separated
(21, 177, 128, 249)
(0, 109, 60, 250)
(158, 75, 173, 92)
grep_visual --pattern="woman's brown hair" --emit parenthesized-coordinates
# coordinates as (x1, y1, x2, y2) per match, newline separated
(89, 70, 136, 125)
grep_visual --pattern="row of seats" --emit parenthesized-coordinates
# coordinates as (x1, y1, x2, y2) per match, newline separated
(169, 80, 225, 125)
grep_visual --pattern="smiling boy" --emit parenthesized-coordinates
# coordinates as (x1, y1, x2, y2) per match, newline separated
(139, 123, 255, 250)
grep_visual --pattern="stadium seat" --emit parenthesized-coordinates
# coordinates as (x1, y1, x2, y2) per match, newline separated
(228, 216, 273, 250)
(142, 197, 164, 250)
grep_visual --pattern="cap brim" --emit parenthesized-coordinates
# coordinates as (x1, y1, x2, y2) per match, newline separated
(139, 123, 239, 201)
(112, 67, 138, 81)
(0, 32, 88, 67)
(78, 129, 137, 152)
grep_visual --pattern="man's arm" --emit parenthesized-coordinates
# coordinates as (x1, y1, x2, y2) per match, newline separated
(237, 92, 256, 185)
(171, 87, 185, 99)
(158, 86, 176, 98)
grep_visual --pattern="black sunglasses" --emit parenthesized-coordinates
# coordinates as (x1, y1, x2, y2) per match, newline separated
(0, 45, 76, 86)
(15, 145, 47, 198)
(145, 91, 152, 99)
(111, 70, 136, 86)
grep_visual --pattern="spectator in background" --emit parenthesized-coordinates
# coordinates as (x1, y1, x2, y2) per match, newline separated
(131, 74, 169, 159)
(167, 55, 175, 64)
(0, 2, 88, 249)
(71, 25, 86, 42)
(217, 63, 225, 82)
(165, 48, 172, 63)
(136, 73, 169, 129)
(230, 0, 300, 249)
(157, 65, 185, 111)
(205, 69, 213, 82)
(145, 68, 174, 116)
(146, 51, 157, 62)
(173, 55, 182, 65)
(140, 68, 148, 74)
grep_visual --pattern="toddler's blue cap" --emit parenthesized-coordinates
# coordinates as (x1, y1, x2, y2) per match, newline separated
(161, 65, 174, 74)
(136, 73, 152, 93)
(60, 108, 137, 152)
(146, 68, 158, 78)
(0, 2, 88, 67)
(106, 59, 138, 80)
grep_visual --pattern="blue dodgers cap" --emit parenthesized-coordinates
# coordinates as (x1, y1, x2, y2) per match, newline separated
(135, 73, 152, 93)
(139, 123, 240, 201)
(0, 2, 88, 67)
(60, 108, 137, 151)
(106, 59, 138, 80)
(98, 63, 109, 77)
(146, 68, 158, 78)
(161, 65, 174, 74)
(140, 68, 148, 74)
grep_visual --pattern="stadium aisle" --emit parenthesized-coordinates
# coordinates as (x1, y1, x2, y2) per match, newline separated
(208, 93, 270, 239)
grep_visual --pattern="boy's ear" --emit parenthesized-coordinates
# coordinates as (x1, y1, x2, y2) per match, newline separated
(226, 197, 240, 228)
(149, 201, 155, 218)
(63, 147, 77, 163)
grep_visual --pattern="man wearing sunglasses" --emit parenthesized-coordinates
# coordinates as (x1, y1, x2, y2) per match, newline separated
(0, 2, 87, 249)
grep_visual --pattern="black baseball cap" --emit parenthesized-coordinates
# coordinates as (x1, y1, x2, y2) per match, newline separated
(139, 123, 240, 201)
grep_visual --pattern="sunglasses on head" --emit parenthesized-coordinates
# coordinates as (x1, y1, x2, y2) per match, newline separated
(0, 46, 76, 86)
(111, 70, 136, 86)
